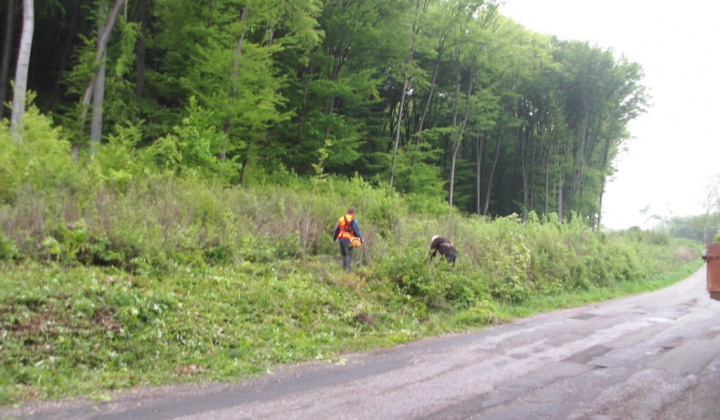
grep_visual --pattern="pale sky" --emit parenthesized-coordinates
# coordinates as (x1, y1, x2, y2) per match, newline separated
(499, 0, 720, 229)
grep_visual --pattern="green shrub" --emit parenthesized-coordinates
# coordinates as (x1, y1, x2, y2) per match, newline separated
(0, 105, 78, 203)
(90, 122, 151, 192)
(0, 155, 704, 288)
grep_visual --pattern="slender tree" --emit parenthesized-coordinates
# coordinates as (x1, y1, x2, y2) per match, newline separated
(413, 0, 455, 136)
(74, 0, 126, 158)
(389, 0, 432, 190)
(222, 6, 249, 162)
(10, 0, 34, 144)
(447, 1, 492, 206)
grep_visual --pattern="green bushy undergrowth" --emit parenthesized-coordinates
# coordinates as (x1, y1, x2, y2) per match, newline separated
(0, 112, 705, 405)
(0, 243, 701, 405)
(0, 172, 704, 405)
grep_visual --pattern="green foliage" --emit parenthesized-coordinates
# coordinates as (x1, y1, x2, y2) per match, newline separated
(0, 174, 704, 405)
(99, 20, 143, 129)
(0, 105, 77, 203)
(19, 0, 648, 227)
(386, 140, 448, 204)
(661, 213, 720, 244)
(61, 32, 97, 99)
(114, 22, 141, 79)
(147, 98, 230, 180)
(90, 122, 149, 191)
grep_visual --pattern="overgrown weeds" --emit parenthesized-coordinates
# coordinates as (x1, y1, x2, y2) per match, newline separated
(0, 174, 704, 405)
(0, 252, 701, 405)
(0, 116, 705, 405)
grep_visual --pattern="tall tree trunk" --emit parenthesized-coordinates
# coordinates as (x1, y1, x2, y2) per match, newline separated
(89, 59, 106, 154)
(557, 140, 568, 222)
(10, 0, 33, 144)
(597, 178, 605, 231)
(389, 0, 429, 190)
(74, 0, 125, 158)
(529, 129, 538, 212)
(416, 42, 445, 135)
(544, 138, 553, 217)
(483, 123, 502, 216)
(221, 7, 248, 162)
(475, 135, 484, 215)
(449, 53, 475, 207)
(573, 93, 591, 200)
(388, 53, 413, 190)
(449, 141, 459, 206)
(448, 46, 461, 206)
(596, 136, 613, 230)
(408, 40, 445, 171)
(519, 125, 528, 221)
(0, 0, 17, 120)
(89, 0, 111, 154)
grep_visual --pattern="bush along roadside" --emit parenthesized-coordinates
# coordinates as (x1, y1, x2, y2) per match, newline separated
(0, 180, 704, 405)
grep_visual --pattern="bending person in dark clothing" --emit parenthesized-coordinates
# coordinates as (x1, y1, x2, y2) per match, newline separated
(429, 235, 457, 265)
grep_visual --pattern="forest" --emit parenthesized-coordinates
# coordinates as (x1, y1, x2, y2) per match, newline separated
(1, 0, 648, 227)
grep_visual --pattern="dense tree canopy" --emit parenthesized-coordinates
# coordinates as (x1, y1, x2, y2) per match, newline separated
(1, 0, 649, 229)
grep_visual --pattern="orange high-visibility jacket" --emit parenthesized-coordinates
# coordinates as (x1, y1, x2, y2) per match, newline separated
(337, 214, 356, 240)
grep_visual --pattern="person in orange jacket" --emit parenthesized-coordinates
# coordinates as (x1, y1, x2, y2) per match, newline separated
(332, 207, 364, 272)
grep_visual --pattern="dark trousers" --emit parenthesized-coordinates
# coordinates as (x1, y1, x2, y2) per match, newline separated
(339, 240, 354, 271)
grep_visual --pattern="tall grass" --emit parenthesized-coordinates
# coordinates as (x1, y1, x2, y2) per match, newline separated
(0, 112, 704, 405)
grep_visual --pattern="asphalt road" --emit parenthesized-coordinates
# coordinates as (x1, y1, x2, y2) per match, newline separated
(7, 268, 720, 420)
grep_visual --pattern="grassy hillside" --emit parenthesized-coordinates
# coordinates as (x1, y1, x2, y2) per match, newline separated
(0, 173, 703, 405)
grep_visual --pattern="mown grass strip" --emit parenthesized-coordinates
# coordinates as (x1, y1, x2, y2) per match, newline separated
(0, 257, 703, 406)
